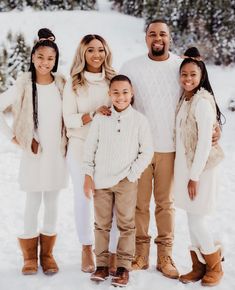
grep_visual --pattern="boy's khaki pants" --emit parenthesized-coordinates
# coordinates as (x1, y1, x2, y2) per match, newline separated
(94, 177, 138, 270)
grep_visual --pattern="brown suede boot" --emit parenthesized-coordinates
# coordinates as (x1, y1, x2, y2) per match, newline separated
(157, 246, 179, 279)
(201, 248, 223, 286)
(18, 236, 38, 275)
(40, 233, 59, 275)
(179, 249, 206, 283)
(81, 245, 95, 273)
(132, 255, 149, 270)
(109, 253, 117, 275)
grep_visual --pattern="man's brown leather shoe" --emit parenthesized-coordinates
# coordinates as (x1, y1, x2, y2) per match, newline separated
(90, 266, 109, 282)
(111, 267, 129, 287)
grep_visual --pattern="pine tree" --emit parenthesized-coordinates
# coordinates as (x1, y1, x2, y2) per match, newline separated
(0, 31, 30, 89)
(122, 0, 143, 17)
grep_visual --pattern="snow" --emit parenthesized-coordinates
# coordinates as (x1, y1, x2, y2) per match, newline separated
(0, 2, 235, 290)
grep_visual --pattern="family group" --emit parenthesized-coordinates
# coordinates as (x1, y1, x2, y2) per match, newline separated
(0, 19, 224, 287)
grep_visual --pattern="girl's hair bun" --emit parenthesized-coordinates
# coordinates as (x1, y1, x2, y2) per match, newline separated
(38, 28, 55, 41)
(183, 47, 201, 58)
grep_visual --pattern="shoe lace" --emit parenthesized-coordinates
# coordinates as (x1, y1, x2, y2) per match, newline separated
(160, 256, 175, 266)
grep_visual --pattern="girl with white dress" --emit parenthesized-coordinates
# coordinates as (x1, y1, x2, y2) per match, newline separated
(174, 47, 224, 287)
(63, 34, 118, 273)
(0, 28, 67, 275)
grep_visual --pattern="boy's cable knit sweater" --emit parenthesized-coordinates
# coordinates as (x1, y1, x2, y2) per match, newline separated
(120, 52, 182, 153)
(83, 105, 153, 189)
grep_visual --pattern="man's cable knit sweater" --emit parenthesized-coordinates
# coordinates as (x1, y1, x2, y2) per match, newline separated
(120, 52, 182, 153)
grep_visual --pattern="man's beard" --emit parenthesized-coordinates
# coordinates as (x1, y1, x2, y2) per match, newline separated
(151, 46, 165, 56)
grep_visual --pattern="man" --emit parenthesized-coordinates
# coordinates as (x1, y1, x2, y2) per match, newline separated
(120, 19, 182, 279)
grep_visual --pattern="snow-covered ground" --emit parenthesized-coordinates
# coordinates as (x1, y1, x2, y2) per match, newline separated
(0, 2, 235, 290)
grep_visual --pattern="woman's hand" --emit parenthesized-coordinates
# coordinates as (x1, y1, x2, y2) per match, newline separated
(96, 105, 111, 116)
(82, 113, 92, 125)
(212, 124, 221, 146)
(84, 175, 95, 199)
(188, 179, 198, 200)
(12, 136, 19, 145)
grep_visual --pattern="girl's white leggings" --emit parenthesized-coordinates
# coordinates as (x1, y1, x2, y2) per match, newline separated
(24, 190, 60, 237)
(67, 138, 118, 252)
(187, 212, 216, 254)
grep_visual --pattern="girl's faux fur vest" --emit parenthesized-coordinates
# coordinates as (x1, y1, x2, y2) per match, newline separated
(12, 72, 67, 156)
(176, 88, 224, 170)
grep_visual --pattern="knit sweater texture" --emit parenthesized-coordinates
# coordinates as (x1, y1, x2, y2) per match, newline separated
(120, 52, 182, 152)
(83, 105, 153, 189)
(63, 70, 111, 141)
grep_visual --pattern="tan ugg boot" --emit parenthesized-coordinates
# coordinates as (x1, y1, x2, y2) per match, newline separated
(179, 248, 206, 283)
(109, 253, 117, 275)
(81, 245, 95, 273)
(201, 248, 223, 286)
(18, 236, 39, 275)
(40, 233, 59, 275)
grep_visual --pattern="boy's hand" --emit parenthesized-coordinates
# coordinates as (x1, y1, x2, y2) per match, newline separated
(84, 175, 95, 199)
(188, 179, 198, 200)
(212, 124, 221, 146)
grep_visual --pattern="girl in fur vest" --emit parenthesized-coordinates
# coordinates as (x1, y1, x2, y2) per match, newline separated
(63, 34, 118, 274)
(174, 47, 224, 286)
(0, 28, 68, 275)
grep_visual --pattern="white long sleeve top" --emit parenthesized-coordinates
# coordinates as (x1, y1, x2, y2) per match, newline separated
(63, 70, 111, 141)
(120, 53, 182, 152)
(83, 105, 154, 189)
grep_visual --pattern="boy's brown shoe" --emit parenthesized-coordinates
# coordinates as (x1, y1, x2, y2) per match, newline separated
(111, 267, 129, 287)
(90, 266, 109, 282)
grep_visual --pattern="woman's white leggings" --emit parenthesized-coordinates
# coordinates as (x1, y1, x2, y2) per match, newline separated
(24, 190, 60, 237)
(187, 212, 216, 254)
(67, 138, 118, 252)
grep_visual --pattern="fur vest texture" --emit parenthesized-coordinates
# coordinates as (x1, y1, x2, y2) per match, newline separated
(176, 88, 224, 171)
(11, 72, 67, 155)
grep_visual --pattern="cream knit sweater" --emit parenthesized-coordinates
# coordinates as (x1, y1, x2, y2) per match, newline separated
(120, 52, 182, 153)
(63, 70, 111, 141)
(83, 105, 153, 189)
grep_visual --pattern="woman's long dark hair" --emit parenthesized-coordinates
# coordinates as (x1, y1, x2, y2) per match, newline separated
(29, 28, 59, 129)
(180, 47, 224, 125)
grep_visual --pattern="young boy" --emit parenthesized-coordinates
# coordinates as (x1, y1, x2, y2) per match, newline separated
(83, 74, 153, 287)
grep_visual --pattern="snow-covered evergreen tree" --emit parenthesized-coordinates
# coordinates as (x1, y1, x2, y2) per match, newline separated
(0, 31, 30, 91)
(122, 0, 143, 17)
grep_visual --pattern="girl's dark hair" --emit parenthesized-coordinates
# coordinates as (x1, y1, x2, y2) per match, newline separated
(109, 74, 134, 105)
(180, 47, 224, 125)
(29, 28, 59, 129)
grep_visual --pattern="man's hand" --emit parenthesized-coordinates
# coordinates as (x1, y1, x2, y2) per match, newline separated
(212, 124, 221, 146)
(188, 179, 199, 200)
(84, 174, 95, 199)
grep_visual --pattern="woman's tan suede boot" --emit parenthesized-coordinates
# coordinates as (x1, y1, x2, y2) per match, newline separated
(201, 248, 223, 286)
(81, 245, 95, 273)
(109, 253, 117, 275)
(40, 233, 59, 275)
(18, 236, 39, 275)
(179, 248, 206, 283)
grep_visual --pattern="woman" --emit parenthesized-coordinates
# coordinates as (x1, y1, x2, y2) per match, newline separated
(63, 34, 118, 273)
